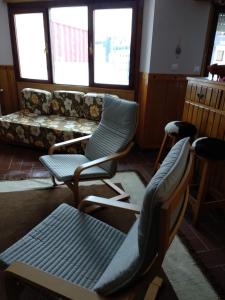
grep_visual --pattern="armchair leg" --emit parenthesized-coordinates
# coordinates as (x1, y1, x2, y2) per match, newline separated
(51, 175, 57, 187)
(144, 276, 163, 300)
(82, 179, 130, 214)
(67, 180, 79, 208)
(103, 179, 130, 201)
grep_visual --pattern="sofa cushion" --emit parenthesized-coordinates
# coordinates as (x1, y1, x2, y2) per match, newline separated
(21, 88, 52, 115)
(0, 111, 98, 153)
(52, 90, 85, 117)
(82, 93, 118, 121)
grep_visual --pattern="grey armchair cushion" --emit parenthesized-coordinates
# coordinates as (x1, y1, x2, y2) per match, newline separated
(94, 137, 190, 295)
(40, 154, 109, 182)
(0, 204, 125, 290)
(138, 137, 190, 271)
(85, 95, 138, 175)
(39, 96, 138, 180)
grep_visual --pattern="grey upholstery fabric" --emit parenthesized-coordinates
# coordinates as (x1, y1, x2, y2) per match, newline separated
(40, 154, 109, 181)
(40, 95, 138, 180)
(0, 139, 190, 297)
(85, 95, 138, 175)
(138, 137, 190, 271)
(0, 204, 125, 290)
(94, 138, 190, 295)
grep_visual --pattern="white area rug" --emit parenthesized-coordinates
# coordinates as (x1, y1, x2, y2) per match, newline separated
(0, 171, 218, 300)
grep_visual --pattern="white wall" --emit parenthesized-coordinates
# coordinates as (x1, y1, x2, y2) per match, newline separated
(149, 0, 211, 74)
(140, 0, 155, 72)
(0, 0, 211, 74)
(0, 0, 13, 65)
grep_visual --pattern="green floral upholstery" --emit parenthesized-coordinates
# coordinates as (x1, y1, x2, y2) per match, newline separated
(52, 90, 85, 117)
(21, 88, 52, 115)
(1, 89, 119, 153)
(0, 111, 98, 153)
(83, 93, 118, 121)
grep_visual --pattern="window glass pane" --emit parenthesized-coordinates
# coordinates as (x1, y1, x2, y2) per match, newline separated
(94, 8, 132, 85)
(49, 7, 88, 86)
(210, 13, 225, 67)
(14, 13, 48, 80)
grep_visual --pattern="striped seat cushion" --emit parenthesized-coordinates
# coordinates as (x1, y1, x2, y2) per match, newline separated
(40, 154, 109, 181)
(0, 204, 125, 290)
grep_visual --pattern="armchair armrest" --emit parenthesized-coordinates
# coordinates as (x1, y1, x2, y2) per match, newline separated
(49, 134, 92, 154)
(4, 262, 106, 300)
(74, 142, 134, 178)
(79, 195, 140, 213)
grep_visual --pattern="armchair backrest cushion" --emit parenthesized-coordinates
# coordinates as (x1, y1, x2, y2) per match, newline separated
(94, 138, 190, 295)
(21, 88, 52, 115)
(85, 95, 138, 175)
(52, 90, 85, 117)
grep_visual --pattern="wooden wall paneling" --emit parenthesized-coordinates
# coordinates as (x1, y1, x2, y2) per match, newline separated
(0, 66, 18, 114)
(136, 74, 187, 148)
(145, 76, 167, 148)
(136, 72, 149, 146)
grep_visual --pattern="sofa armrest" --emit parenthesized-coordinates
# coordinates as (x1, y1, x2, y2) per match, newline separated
(49, 134, 92, 154)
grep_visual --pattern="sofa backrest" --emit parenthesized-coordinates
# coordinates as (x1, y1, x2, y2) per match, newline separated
(52, 90, 85, 117)
(21, 88, 52, 115)
(20, 88, 118, 122)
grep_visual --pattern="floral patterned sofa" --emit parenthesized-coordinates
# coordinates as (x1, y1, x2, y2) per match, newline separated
(0, 88, 116, 153)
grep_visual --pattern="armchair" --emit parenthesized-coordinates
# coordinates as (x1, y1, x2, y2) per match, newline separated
(1, 137, 193, 300)
(40, 95, 138, 206)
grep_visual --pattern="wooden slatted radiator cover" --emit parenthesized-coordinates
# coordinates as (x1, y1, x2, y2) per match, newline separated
(183, 77, 225, 201)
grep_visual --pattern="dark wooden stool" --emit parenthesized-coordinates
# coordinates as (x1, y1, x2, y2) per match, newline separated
(154, 121, 197, 172)
(190, 137, 225, 225)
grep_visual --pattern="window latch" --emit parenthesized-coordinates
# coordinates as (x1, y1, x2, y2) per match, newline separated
(89, 42, 93, 56)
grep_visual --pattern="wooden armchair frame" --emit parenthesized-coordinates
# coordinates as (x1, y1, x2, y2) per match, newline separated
(4, 151, 194, 300)
(48, 134, 133, 206)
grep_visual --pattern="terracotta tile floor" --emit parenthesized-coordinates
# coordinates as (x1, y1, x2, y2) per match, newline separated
(0, 144, 49, 180)
(0, 143, 156, 181)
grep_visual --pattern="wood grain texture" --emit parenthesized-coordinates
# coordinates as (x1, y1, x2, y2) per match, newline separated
(183, 77, 225, 198)
(136, 73, 187, 148)
(0, 66, 18, 114)
(182, 77, 225, 140)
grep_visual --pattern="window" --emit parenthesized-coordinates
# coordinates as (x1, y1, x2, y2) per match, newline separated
(14, 13, 48, 80)
(9, 1, 141, 89)
(94, 8, 132, 85)
(49, 7, 88, 86)
(209, 13, 225, 66)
